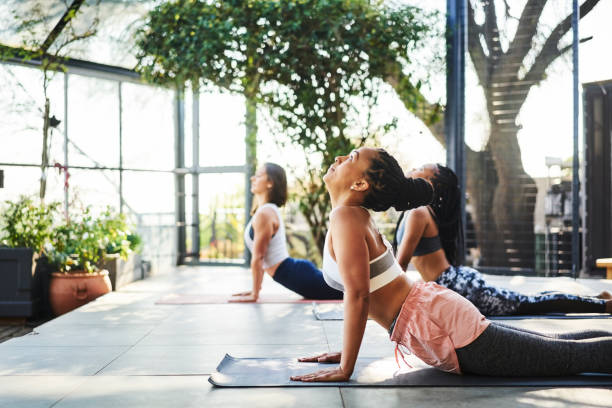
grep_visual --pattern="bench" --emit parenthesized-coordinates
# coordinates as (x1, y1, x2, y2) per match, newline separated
(596, 258, 612, 279)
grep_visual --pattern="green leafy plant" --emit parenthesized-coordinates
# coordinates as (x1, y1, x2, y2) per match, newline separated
(47, 206, 142, 273)
(0, 195, 60, 254)
(97, 207, 141, 260)
(47, 207, 104, 273)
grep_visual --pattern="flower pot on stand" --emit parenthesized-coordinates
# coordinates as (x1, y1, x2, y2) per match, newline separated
(49, 270, 112, 316)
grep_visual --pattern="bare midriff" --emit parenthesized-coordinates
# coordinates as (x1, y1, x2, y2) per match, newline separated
(412, 249, 450, 282)
(369, 274, 414, 332)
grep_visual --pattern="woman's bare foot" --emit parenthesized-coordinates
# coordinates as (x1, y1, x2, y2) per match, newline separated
(597, 290, 612, 300)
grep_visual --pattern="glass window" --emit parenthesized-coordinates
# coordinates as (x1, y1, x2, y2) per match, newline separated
(0, 166, 40, 202)
(122, 170, 174, 216)
(0, 1, 64, 49)
(56, 1, 153, 69)
(67, 75, 119, 168)
(464, 1, 573, 276)
(0, 65, 65, 166)
(121, 83, 175, 171)
(198, 173, 245, 262)
(199, 91, 246, 167)
(66, 169, 119, 215)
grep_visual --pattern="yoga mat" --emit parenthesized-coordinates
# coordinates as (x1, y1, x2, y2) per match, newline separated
(155, 293, 343, 305)
(209, 354, 612, 387)
(312, 303, 611, 321)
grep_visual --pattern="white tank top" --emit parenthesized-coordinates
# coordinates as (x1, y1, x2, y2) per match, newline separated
(244, 203, 289, 269)
(322, 208, 403, 293)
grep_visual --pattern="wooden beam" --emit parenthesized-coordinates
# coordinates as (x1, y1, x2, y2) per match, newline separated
(596, 258, 612, 279)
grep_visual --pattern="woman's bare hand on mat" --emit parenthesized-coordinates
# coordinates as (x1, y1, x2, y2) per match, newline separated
(297, 352, 341, 363)
(229, 292, 259, 302)
(290, 366, 350, 382)
(231, 291, 253, 297)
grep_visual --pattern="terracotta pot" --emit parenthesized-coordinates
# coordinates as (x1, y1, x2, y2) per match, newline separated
(49, 270, 112, 316)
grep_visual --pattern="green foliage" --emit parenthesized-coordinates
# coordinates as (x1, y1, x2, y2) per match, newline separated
(135, 0, 273, 95)
(47, 207, 104, 273)
(97, 207, 142, 260)
(47, 206, 141, 273)
(136, 0, 438, 255)
(0, 195, 60, 253)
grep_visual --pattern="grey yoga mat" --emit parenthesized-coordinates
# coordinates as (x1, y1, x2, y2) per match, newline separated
(209, 354, 612, 387)
(311, 303, 611, 321)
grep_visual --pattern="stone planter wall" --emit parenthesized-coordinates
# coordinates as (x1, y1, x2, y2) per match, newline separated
(102, 253, 145, 291)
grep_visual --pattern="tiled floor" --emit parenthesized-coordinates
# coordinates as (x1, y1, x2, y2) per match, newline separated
(1, 266, 611, 407)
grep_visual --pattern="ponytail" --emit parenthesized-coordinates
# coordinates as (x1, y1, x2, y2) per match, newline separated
(362, 149, 433, 212)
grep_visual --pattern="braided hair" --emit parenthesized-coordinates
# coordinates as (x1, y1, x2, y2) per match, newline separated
(429, 164, 463, 266)
(362, 149, 433, 212)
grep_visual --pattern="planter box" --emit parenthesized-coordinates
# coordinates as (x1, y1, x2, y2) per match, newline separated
(0, 247, 39, 317)
(102, 253, 144, 291)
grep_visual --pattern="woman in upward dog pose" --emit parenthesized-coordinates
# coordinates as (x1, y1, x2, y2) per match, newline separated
(290, 147, 612, 382)
(393, 163, 611, 316)
(231, 163, 342, 302)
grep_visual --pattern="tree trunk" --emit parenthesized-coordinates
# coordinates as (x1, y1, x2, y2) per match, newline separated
(296, 170, 329, 257)
(244, 92, 257, 259)
(485, 121, 537, 270)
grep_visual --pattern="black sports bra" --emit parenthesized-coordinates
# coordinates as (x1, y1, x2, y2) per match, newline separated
(413, 235, 442, 256)
(393, 208, 442, 256)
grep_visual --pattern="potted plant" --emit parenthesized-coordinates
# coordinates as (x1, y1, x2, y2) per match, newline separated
(46, 207, 112, 316)
(0, 196, 59, 318)
(97, 208, 143, 290)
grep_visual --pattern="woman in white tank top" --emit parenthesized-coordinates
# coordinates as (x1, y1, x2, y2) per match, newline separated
(230, 163, 342, 302)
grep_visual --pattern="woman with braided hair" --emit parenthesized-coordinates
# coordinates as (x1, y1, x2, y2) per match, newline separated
(290, 147, 612, 382)
(393, 163, 612, 316)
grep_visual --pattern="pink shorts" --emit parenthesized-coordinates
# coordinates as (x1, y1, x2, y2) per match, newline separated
(389, 281, 490, 374)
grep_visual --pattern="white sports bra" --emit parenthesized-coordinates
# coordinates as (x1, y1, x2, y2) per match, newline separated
(322, 208, 403, 293)
(244, 203, 289, 269)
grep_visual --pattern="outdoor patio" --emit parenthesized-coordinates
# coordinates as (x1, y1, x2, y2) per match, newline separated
(1, 266, 611, 408)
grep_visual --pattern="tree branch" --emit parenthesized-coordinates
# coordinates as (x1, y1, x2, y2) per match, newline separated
(482, 0, 502, 60)
(467, 1, 489, 87)
(383, 60, 445, 146)
(39, 0, 86, 53)
(506, 0, 548, 66)
(524, 0, 600, 85)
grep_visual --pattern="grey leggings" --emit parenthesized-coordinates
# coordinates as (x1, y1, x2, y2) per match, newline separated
(456, 322, 612, 376)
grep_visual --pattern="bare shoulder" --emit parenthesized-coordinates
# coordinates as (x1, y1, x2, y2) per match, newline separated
(405, 206, 432, 224)
(329, 206, 369, 234)
(407, 206, 430, 219)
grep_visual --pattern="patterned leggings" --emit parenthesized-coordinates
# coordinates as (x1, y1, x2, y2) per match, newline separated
(435, 265, 607, 316)
(456, 322, 612, 376)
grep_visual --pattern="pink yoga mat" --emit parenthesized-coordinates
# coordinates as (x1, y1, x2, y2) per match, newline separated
(155, 293, 343, 305)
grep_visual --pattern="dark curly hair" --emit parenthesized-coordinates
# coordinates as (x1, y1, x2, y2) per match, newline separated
(361, 149, 433, 212)
(264, 162, 287, 207)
